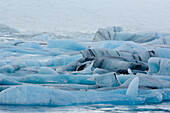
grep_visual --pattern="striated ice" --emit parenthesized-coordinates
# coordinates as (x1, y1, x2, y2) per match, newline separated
(148, 57, 170, 76)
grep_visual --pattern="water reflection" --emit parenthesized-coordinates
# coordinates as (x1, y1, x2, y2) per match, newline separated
(0, 101, 170, 113)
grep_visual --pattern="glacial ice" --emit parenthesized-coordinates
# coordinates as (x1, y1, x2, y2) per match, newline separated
(0, 85, 145, 106)
(148, 57, 170, 76)
(89, 73, 132, 87)
(32, 33, 57, 41)
(93, 27, 169, 43)
(15, 74, 96, 85)
(0, 74, 22, 85)
(47, 39, 87, 51)
(38, 67, 57, 74)
(155, 48, 170, 59)
(17, 42, 43, 49)
(0, 25, 170, 106)
(126, 77, 139, 97)
(121, 74, 170, 89)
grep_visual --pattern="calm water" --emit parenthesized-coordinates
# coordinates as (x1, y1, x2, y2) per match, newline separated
(0, 101, 170, 113)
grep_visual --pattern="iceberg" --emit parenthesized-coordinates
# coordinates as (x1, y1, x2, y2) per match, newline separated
(17, 42, 43, 49)
(38, 67, 57, 74)
(148, 57, 170, 76)
(47, 39, 87, 51)
(80, 48, 150, 63)
(89, 73, 132, 87)
(14, 74, 96, 85)
(0, 74, 22, 85)
(0, 85, 145, 106)
(121, 74, 170, 89)
(93, 27, 169, 43)
(155, 48, 170, 59)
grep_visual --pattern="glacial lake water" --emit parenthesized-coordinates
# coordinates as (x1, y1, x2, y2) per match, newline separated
(0, 101, 170, 113)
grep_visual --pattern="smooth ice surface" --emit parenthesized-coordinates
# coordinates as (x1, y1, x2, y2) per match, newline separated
(0, 85, 145, 106)
(47, 39, 86, 51)
(0, 74, 21, 85)
(126, 77, 139, 97)
(38, 67, 57, 74)
(155, 48, 170, 59)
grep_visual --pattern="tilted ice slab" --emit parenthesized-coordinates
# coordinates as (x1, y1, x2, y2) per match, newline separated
(121, 74, 170, 89)
(148, 57, 170, 76)
(93, 27, 169, 43)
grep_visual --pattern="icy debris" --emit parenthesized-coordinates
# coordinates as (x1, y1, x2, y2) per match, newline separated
(126, 77, 139, 97)
(0, 74, 21, 85)
(38, 67, 57, 74)
(47, 39, 86, 51)
(148, 57, 170, 76)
